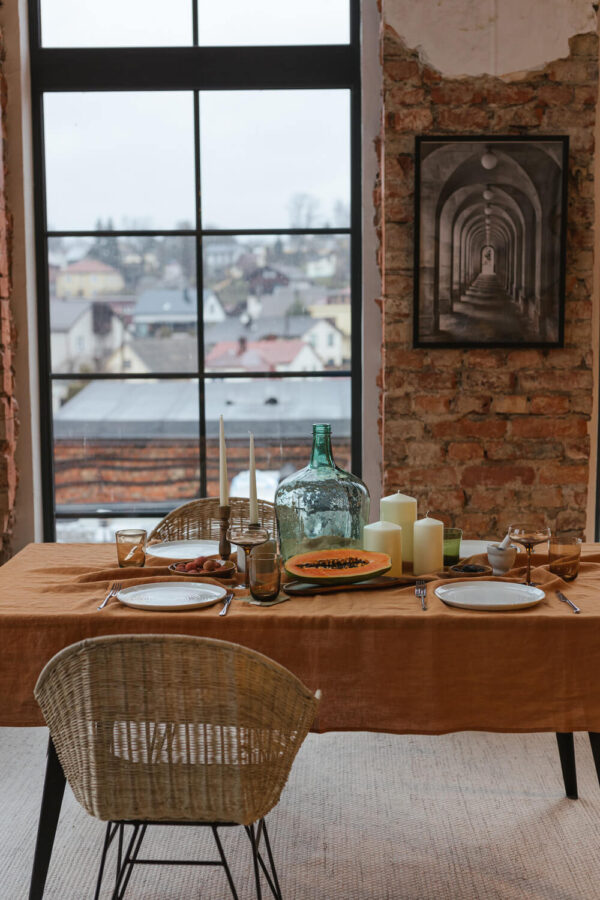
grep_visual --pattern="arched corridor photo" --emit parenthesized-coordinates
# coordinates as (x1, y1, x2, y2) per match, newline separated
(415, 137, 567, 347)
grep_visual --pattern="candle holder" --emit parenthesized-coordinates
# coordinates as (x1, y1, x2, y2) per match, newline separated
(218, 505, 231, 561)
(227, 522, 269, 588)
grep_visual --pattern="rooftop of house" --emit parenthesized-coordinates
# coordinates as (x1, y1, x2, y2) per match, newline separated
(62, 258, 121, 275)
(204, 314, 338, 347)
(53, 378, 351, 439)
(120, 336, 198, 372)
(50, 299, 92, 332)
(133, 288, 219, 319)
(206, 338, 309, 371)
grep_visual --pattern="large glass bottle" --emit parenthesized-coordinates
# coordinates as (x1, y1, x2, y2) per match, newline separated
(275, 424, 370, 561)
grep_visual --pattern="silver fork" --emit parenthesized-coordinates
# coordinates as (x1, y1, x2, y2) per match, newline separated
(415, 579, 427, 611)
(219, 592, 234, 617)
(97, 582, 122, 611)
(556, 590, 580, 614)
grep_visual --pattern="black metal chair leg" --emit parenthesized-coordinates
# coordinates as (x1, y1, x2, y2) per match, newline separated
(94, 822, 119, 900)
(261, 820, 282, 900)
(588, 732, 600, 786)
(248, 823, 263, 900)
(29, 738, 67, 900)
(556, 732, 578, 799)
(211, 826, 239, 900)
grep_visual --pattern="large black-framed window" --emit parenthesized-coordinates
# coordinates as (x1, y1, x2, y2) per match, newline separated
(29, 0, 362, 541)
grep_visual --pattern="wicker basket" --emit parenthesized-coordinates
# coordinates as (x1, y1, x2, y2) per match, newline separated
(35, 635, 319, 825)
(148, 497, 277, 544)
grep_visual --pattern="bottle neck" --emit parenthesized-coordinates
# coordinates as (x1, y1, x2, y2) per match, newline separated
(310, 427, 335, 468)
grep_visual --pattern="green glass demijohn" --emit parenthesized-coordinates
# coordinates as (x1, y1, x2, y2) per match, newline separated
(274, 424, 370, 561)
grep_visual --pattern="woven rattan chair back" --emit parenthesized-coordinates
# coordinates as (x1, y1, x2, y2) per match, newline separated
(148, 497, 277, 544)
(35, 635, 319, 825)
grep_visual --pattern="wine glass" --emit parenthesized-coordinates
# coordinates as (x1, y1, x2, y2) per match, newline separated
(227, 523, 269, 588)
(508, 523, 551, 586)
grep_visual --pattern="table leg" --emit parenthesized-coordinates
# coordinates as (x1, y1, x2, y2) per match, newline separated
(588, 732, 600, 786)
(556, 732, 578, 799)
(29, 737, 66, 900)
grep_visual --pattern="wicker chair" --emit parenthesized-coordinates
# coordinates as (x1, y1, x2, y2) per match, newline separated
(148, 497, 278, 544)
(33, 634, 320, 899)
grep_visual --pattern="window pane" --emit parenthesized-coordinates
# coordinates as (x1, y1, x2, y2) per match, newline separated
(206, 376, 351, 499)
(198, 0, 349, 46)
(56, 516, 162, 543)
(53, 380, 200, 507)
(200, 91, 350, 229)
(49, 236, 198, 374)
(44, 93, 195, 230)
(203, 234, 350, 372)
(41, 0, 192, 47)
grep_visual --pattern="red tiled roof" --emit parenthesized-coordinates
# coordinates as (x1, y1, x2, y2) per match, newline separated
(206, 338, 306, 370)
(64, 258, 121, 275)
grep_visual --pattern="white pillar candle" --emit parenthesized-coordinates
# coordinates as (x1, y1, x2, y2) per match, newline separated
(413, 515, 444, 576)
(219, 415, 228, 506)
(380, 492, 417, 563)
(363, 521, 403, 577)
(248, 431, 258, 524)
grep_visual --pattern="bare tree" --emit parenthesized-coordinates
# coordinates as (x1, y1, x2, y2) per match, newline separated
(288, 193, 321, 229)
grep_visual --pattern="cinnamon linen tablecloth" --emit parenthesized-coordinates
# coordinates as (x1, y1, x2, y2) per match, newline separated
(2, 542, 600, 733)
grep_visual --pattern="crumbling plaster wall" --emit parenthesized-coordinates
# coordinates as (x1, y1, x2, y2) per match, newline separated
(378, 0, 599, 538)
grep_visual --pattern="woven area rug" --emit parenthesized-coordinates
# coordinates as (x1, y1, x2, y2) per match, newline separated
(3, 728, 600, 898)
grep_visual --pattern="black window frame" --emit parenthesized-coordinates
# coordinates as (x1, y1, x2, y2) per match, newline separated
(29, 0, 362, 541)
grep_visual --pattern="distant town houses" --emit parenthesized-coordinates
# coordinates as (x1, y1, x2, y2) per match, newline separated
(55, 258, 126, 299)
(50, 298, 125, 374)
(206, 336, 323, 373)
(131, 288, 226, 335)
(48, 234, 350, 379)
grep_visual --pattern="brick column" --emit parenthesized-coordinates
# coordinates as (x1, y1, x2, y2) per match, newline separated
(0, 45, 17, 562)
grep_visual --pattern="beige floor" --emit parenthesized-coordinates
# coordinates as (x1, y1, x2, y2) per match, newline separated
(2, 728, 600, 899)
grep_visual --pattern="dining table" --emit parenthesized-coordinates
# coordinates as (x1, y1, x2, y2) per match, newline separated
(3, 541, 600, 899)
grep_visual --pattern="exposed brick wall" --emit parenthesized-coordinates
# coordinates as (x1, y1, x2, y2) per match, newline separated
(0, 34, 16, 562)
(54, 439, 352, 506)
(378, 27, 597, 538)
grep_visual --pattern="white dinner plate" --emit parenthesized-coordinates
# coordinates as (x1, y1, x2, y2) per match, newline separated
(459, 540, 490, 559)
(434, 581, 544, 612)
(146, 540, 219, 561)
(117, 581, 226, 611)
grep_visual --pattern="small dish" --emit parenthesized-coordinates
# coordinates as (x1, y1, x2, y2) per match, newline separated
(168, 560, 236, 579)
(487, 543, 518, 575)
(449, 563, 493, 578)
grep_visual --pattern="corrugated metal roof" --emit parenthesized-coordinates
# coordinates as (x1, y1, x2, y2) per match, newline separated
(53, 378, 351, 439)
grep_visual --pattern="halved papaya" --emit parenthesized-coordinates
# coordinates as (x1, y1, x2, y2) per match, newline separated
(285, 548, 391, 585)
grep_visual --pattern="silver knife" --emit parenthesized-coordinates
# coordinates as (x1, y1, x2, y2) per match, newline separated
(556, 590, 581, 614)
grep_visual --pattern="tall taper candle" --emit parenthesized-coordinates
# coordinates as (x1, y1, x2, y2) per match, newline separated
(219, 415, 228, 506)
(249, 431, 258, 524)
(413, 514, 444, 576)
(380, 491, 417, 563)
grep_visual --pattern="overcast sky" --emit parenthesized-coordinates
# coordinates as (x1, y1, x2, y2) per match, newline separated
(42, 1, 350, 232)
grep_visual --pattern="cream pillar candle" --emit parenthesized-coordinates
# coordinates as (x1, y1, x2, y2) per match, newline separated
(380, 491, 417, 563)
(413, 515, 444, 576)
(248, 431, 258, 524)
(362, 521, 403, 577)
(219, 415, 228, 506)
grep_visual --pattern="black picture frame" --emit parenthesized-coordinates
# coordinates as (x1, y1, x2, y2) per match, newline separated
(413, 135, 568, 349)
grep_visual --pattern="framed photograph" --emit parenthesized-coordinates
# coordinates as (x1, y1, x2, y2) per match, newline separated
(414, 135, 568, 348)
